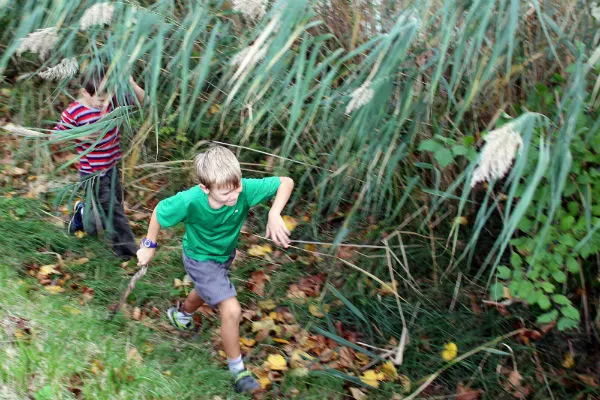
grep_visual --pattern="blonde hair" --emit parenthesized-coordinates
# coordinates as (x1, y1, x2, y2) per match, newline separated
(194, 145, 242, 189)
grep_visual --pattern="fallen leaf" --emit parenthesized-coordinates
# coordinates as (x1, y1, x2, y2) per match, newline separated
(287, 284, 307, 300)
(290, 349, 314, 369)
(349, 387, 367, 400)
(574, 373, 598, 387)
(289, 367, 309, 377)
(5, 166, 27, 176)
(456, 382, 482, 400)
(273, 338, 290, 344)
(132, 307, 142, 321)
(561, 353, 575, 368)
(399, 374, 412, 393)
(252, 319, 279, 333)
(504, 369, 532, 399)
(62, 305, 82, 315)
(248, 270, 270, 296)
(45, 285, 65, 294)
(441, 342, 458, 361)
(39, 264, 60, 276)
(282, 215, 298, 232)
(71, 257, 89, 265)
(264, 354, 287, 371)
(360, 370, 385, 388)
(308, 303, 330, 318)
(240, 337, 257, 347)
(126, 347, 142, 363)
(248, 244, 273, 257)
(382, 361, 398, 380)
(258, 299, 277, 310)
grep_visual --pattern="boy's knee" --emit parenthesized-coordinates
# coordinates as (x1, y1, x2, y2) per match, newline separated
(220, 298, 241, 323)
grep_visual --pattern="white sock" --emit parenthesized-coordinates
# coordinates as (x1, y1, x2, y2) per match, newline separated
(227, 355, 245, 375)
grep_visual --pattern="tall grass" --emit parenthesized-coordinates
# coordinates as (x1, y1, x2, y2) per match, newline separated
(2, 0, 598, 283)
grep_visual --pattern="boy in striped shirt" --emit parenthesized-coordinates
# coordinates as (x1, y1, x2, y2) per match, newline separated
(55, 67, 146, 259)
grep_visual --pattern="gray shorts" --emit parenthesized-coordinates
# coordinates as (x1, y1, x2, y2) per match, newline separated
(182, 251, 237, 308)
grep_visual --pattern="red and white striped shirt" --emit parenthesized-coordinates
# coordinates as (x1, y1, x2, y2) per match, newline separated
(54, 101, 122, 175)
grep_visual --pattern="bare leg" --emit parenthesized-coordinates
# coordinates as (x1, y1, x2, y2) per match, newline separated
(182, 289, 205, 314)
(219, 297, 242, 359)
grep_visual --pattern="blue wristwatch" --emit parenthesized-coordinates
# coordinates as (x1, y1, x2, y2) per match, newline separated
(140, 238, 157, 248)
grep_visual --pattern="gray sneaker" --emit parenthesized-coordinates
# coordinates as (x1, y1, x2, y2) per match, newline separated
(166, 306, 193, 331)
(234, 369, 261, 393)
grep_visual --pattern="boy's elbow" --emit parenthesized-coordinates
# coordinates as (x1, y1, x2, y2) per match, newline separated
(280, 176, 294, 187)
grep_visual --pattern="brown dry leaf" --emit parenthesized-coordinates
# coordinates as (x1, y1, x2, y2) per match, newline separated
(456, 382, 482, 400)
(574, 373, 598, 387)
(126, 347, 143, 363)
(287, 284, 307, 300)
(248, 270, 270, 296)
(504, 369, 531, 399)
(297, 274, 325, 297)
(264, 354, 287, 371)
(5, 166, 27, 176)
(349, 387, 367, 400)
(248, 244, 273, 257)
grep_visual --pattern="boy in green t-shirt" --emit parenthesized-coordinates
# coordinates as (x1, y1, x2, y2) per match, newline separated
(136, 145, 294, 393)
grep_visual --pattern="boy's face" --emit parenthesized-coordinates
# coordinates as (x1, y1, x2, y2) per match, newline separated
(82, 88, 110, 109)
(202, 183, 242, 208)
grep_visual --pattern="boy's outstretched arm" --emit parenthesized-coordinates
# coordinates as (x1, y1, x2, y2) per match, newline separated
(266, 177, 294, 248)
(129, 76, 147, 105)
(137, 207, 161, 266)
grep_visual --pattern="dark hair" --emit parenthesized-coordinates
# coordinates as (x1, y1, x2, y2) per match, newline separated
(81, 65, 107, 96)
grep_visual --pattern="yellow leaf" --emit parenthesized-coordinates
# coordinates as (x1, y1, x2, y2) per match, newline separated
(71, 257, 89, 265)
(360, 370, 385, 388)
(282, 215, 298, 232)
(208, 104, 220, 115)
(453, 216, 468, 225)
(503, 286, 512, 299)
(289, 367, 309, 377)
(240, 337, 256, 347)
(309, 303, 330, 318)
(290, 350, 314, 369)
(248, 244, 273, 257)
(218, 350, 227, 359)
(39, 264, 60, 275)
(75, 231, 86, 239)
(441, 342, 458, 361)
(562, 353, 575, 369)
(382, 361, 398, 380)
(62, 305, 82, 315)
(257, 373, 271, 389)
(45, 285, 65, 294)
(399, 374, 412, 393)
(252, 319, 279, 333)
(173, 278, 183, 288)
(273, 338, 290, 344)
(258, 299, 277, 310)
(14, 329, 26, 339)
(264, 354, 288, 371)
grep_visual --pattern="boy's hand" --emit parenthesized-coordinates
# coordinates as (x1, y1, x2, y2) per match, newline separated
(136, 247, 156, 266)
(266, 212, 291, 248)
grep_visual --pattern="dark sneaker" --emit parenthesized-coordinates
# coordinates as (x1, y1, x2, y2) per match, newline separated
(234, 369, 261, 393)
(68, 200, 84, 234)
(167, 306, 193, 331)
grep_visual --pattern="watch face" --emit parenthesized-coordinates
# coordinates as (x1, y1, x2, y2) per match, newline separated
(142, 239, 154, 248)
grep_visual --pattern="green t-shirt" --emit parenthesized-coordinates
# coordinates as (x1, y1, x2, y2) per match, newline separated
(156, 177, 280, 262)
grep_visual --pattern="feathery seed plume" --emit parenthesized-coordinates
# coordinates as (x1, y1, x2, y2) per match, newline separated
(38, 58, 78, 80)
(470, 122, 524, 187)
(80, 2, 115, 31)
(16, 27, 59, 60)
(346, 82, 375, 114)
(232, 0, 266, 21)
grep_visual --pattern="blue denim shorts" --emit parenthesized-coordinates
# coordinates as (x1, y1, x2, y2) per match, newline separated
(182, 251, 237, 308)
